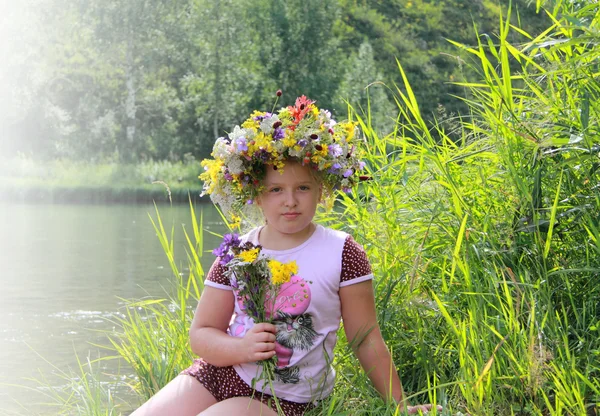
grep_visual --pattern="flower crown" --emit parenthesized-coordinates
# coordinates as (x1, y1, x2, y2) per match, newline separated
(199, 95, 366, 217)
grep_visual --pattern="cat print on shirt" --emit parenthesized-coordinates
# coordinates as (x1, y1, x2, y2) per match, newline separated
(272, 311, 318, 383)
(267, 276, 319, 384)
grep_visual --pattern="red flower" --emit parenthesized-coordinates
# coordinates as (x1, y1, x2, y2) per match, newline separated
(287, 95, 315, 131)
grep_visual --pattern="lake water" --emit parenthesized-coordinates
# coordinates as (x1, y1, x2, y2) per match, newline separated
(0, 202, 226, 415)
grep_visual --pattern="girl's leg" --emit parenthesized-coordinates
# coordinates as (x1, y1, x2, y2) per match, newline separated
(199, 397, 278, 416)
(129, 375, 217, 416)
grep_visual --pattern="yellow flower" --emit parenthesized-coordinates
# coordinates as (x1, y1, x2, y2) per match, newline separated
(238, 248, 260, 263)
(242, 111, 264, 129)
(284, 260, 298, 276)
(272, 159, 285, 171)
(282, 133, 296, 148)
(269, 259, 297, 285)
(199, 159, 224, 194)
(278, 108, 292, 120)
(229, 214, 241, 230)
(339, 121, 357, 142)
(248, 132, 274, 157)
(311, 146, 327, 164)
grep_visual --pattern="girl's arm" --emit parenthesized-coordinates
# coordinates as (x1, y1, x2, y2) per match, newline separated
(189, 286, 276, 367)
(340, 280, 404, 403)
(340, 280, 440, 414)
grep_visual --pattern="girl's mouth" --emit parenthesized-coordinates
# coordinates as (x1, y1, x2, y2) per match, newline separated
(282, 212, 300, 219)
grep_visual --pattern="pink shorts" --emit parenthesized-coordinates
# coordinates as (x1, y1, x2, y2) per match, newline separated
(181, 359, 315, 416)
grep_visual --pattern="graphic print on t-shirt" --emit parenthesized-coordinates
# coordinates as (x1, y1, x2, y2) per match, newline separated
(268, 275, 318, 384)
(272, 311, 318, 383)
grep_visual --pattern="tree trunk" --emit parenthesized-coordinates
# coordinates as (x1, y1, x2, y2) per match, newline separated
(212, 0, 221, 139)
(125, 27, 136, 154)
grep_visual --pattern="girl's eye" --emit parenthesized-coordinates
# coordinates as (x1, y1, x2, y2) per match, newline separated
(270, 187, 281, 193)
(299, 186, 310, 191)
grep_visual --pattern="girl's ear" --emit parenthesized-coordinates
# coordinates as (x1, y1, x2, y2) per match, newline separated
(317, 184, 325, 205)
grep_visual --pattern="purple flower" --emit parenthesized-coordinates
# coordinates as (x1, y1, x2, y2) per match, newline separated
(358, 161, 366, 170)
(328, 144, 343, 157)
(247, 199, 253, 205)
(253, 112, 272, 121)
(297, 139, 308, 147)
(273, 127, 285, 140)
(246, 300, 256, 313)
(212, 244, 227, 257)
(343, 169, 354, 178)
(342, 187, 352, 193)
(258, 151, 269, 161)
(224, 172, 233, 181)
(219, 253, 234, 265)
(236, 137, 248, 152)
(213, 233, 241, 259)
(329, 163, 341, 173)
(223, 233, 241, 247)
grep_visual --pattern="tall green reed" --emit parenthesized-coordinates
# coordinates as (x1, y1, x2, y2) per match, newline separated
(322, 2, 599, 415)
(108, 198, 206, 403)
(10, 349, 122, 416)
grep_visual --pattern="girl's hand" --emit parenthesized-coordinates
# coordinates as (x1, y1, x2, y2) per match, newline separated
(240, 322, 277, 363)
(405, 404, 443, 414)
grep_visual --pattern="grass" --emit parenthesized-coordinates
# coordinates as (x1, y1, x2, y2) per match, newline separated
(39, 1, 600, 415)
(3, 347, 124, 416)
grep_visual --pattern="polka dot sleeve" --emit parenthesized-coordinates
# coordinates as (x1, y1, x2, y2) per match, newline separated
(204, 258, 232, 290)
(340, 235, 374, 287)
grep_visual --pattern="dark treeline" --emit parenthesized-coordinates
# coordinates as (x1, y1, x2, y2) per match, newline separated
(1, 0, 549, 162)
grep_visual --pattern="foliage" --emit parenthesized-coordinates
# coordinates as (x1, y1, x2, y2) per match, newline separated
(334, 41, 396, 134)
(322, 2, 600, 414)
(1, 0, 549, 162)
(12, 351, 123, 415)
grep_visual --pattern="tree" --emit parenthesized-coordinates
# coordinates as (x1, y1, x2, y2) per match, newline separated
(248, 0, 345, 110)
(0, 0, 69, 158)
(336, 0, 550, 120)
(334, 41, 395, 132)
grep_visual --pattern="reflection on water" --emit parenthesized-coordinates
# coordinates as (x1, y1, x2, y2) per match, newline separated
(0, 202, 225, 415)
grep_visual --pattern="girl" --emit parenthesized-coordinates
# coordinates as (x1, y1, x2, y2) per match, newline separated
(131, 96, 441, 416)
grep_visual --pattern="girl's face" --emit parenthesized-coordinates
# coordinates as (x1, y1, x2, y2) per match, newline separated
(256, 161, 322, 239)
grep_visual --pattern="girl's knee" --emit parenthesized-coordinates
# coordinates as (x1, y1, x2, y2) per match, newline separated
(199, 396, 278, 416)
(130, 375, 217, 416)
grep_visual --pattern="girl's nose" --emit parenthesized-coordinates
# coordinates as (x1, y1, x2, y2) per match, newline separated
(284, 190, 298, 207)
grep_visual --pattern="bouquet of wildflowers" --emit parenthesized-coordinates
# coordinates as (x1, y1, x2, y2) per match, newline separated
(213, 233, 298, 396)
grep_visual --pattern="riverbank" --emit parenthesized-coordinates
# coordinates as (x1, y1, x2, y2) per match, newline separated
(0, 158, 206, 204)
(0, 182, 206, 204)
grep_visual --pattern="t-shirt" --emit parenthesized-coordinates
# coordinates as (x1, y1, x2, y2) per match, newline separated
(204, 224, 373, 403)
